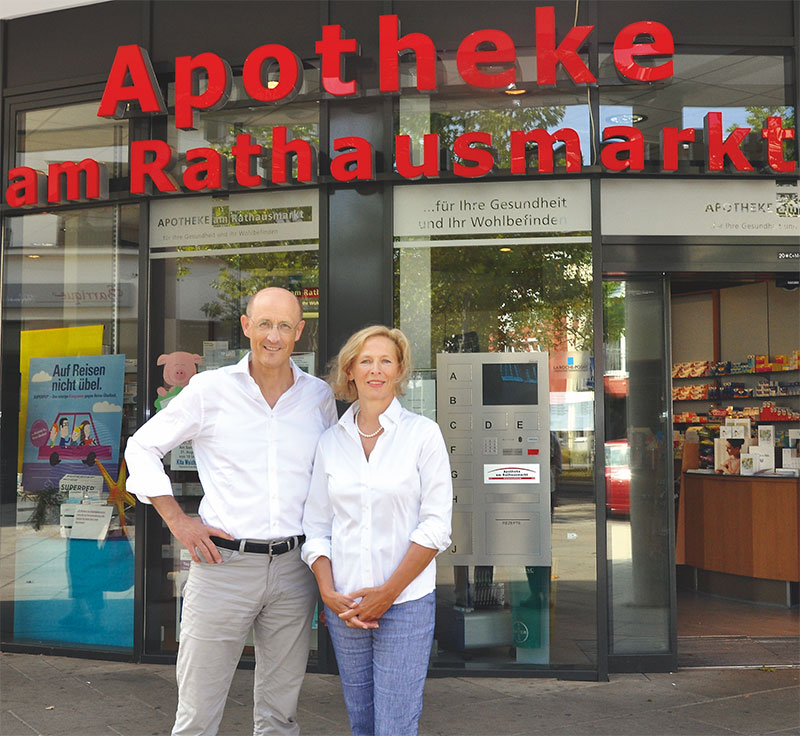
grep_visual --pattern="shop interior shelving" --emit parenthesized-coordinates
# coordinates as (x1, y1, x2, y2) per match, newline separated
(671, 364, 800, 426)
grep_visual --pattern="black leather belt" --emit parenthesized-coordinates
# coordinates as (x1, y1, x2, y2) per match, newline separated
(210, 535, 305, 556)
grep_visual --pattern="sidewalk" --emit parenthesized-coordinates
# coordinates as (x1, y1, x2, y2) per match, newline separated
(1, 652, 798, 735)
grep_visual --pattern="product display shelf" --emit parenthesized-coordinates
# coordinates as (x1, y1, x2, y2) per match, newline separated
(672, 357, 800, 428)
(673, 418, 800, 425)
(673, 367, 800, 379)
(674, 391, 800, 401)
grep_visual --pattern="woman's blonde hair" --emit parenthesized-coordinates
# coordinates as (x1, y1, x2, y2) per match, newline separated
(329, 325, 412, 402)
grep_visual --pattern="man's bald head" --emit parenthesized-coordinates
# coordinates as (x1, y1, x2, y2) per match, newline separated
(245, 287, 303, 323)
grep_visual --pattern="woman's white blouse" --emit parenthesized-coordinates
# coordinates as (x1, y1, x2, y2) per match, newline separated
(302, 398, 453, 605)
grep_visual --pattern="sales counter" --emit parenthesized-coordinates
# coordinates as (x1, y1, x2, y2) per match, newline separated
(676, 471, 800, 605)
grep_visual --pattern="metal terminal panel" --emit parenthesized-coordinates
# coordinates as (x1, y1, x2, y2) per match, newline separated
(437, 352, 551, 566)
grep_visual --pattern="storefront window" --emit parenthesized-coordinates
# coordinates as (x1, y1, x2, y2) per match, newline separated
(167, 101, 320, 187)
(16, 101, 129, 183)
(598, 53, 795, 173)
(143, 189, 320, 657)
(604, 280, 672, 655)
(2, 205, 139, 651)
(398, 93, 591, 171)
(394, 180, 596, 669)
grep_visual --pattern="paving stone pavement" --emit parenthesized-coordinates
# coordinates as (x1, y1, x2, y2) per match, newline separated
(1, 652, 798, 736)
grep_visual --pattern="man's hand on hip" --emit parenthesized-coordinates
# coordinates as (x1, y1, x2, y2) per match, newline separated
(150, 495, 233, 564)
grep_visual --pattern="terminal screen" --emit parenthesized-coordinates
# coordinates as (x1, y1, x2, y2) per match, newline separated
(482, 362, 538, 406)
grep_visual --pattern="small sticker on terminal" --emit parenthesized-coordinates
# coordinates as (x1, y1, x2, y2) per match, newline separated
(527, 449, 539, 455)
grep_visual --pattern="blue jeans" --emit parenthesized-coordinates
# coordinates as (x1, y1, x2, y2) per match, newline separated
(325, 591, 436, 736)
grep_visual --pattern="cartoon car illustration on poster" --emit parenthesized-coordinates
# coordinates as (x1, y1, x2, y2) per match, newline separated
(37, 412, 113, 466)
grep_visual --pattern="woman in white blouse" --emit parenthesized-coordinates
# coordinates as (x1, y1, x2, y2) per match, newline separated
(302, 325, 452, 736)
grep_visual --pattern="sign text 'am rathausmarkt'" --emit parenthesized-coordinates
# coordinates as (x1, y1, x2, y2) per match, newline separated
(4, 8, 797, 208)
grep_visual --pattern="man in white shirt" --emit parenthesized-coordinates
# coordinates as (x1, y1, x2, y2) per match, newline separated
(125, 287, 337, 736)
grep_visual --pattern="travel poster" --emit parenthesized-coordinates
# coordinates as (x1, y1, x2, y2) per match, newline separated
(17, 325, 104, 471)
(22, 354, 125, 494)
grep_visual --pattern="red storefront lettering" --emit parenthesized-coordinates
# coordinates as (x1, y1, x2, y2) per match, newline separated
(316, 24, 359, 96)
(272, 126, 317, 184)
(130, 140, 178, 194)
(379, 15, 437, 92)
(705, 112, 753, 172)
(535, 6, 596, 86)
(174, 53, 233, 130)
(453, 132, 495, 178)
(48, 160, 108, 202)
(330, 137, 374, 181)
(97, 44, 166, 118)
(243, 44, 304, 103)
(660, 127, 696, 171)
(231, 134, 263, 187)
(601, 127, 645, 171)
(395, 134, 441, 179)
(613, 21, 674, 82)
(457, 29, 516, 89)
(183, 148, 226, 191)
(509, 129, 582, 174)
(761, 116, 796, 173)
(5, 167, 46, 207)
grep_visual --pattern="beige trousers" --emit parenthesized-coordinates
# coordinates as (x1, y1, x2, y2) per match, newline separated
(172, 545, 317, 736)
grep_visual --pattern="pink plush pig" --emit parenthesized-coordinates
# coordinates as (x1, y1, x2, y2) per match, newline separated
(156, 352, 203, 396)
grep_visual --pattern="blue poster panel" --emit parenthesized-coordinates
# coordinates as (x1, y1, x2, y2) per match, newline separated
(22, 354, 125, 492)
(16, 354, 133, 649)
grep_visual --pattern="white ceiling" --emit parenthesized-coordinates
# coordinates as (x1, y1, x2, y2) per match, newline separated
(1, 0, 110, 20)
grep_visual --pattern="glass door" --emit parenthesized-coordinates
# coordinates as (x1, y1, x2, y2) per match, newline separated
(603, 277, 677, 668)
(141, 189, 321, 660)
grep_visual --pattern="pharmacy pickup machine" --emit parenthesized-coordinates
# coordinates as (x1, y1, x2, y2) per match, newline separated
(436, 352, 551, 660)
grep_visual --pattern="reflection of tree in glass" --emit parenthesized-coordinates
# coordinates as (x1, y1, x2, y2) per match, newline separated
(193, 246, 319, 324)
(432, 105, 567, 168)
(210, 118, 320, 181)
(395, 241, 625, 366)
(727, 106, 796, 160)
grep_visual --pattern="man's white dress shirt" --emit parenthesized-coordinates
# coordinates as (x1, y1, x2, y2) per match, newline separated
(125, 354, 337, 541)
(302, 398, 452, 605)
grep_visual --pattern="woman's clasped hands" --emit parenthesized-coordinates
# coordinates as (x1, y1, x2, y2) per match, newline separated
(322, 585, 397, 629)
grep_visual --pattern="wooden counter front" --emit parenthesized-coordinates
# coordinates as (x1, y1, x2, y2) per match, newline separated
(677, 473, 800, 583)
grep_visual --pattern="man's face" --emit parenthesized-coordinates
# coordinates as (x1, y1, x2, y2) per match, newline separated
(59, 419, 69, 438)
(240, 289, 304, 373)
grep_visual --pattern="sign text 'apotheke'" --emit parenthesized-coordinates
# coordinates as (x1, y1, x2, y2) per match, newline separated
(4, 9, 798, 208)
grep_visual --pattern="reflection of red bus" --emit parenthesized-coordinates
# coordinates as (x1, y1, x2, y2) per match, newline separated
(605, 440, 631, 516)
(39, 412, 112, 466)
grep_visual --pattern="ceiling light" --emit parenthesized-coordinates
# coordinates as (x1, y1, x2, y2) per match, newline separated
(607, 113, 648, 124)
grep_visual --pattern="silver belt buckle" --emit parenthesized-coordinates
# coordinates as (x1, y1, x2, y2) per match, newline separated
(269, 536, 294, 555)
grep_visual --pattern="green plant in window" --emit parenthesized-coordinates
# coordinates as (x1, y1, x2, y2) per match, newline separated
(19, 485, 63, 531)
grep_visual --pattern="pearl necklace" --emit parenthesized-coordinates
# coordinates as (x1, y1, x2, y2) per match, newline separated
(355, 409, 384, 438)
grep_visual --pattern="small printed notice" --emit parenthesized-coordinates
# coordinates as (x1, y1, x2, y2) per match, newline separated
(170, 442, 198, 472)
(399, 375, 436, 420)
(292, 352, 316, 376)
(484, 464, 540, 484)
(70, 504, 113, 540)
(60, 473, 104, 502)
